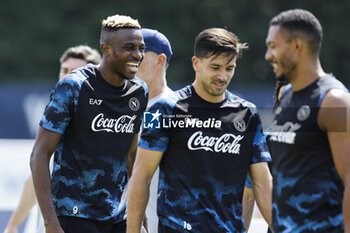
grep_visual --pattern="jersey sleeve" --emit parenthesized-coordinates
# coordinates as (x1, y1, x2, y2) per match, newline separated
(39, 76, 82, 134)
(250, 113, 271, 164)
(139, 97, 176, 151)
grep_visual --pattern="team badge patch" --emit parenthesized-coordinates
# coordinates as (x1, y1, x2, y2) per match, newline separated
(233, 118, 246, 132)
(297, 105, 310, 121)
(129, 97, 140, 111)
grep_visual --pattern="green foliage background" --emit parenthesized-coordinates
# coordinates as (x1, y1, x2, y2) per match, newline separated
(0, 0, 349, 88)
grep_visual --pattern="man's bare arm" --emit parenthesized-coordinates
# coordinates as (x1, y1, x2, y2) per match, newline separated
(127, 133, 139, 177)
(318, 89, 350, 233)
(127, 147, 163, 233)
(250, 162, 273, 232)
(30, 127, 63, 233)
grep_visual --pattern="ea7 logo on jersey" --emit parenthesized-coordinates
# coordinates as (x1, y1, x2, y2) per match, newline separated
(143, 110, 161, 129)
(89, 98, 103, 105)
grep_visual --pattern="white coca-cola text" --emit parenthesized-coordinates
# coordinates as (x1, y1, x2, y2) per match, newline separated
(187, 131, 244, 154)
(91, 113, 136, 133)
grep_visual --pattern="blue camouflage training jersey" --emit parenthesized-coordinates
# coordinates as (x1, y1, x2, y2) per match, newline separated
(139, 85, 271, 233)
(268, 75, 348, 232)
(40, 64, 148, 222)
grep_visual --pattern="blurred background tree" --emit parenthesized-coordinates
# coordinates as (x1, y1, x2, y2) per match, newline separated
(0, 0, 349, 89)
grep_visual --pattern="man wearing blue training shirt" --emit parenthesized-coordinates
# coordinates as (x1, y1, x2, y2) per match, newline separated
(127, 27, 273, 233)
(30, 14, 148, 233)
(265, 9, 350, 233)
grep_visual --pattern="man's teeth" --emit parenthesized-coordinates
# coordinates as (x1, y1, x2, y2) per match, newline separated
(127, 62, 139, 67)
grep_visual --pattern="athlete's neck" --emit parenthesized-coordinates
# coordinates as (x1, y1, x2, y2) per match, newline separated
(97, 62, 126, 87)
(147, 74, 170, 100)
(290, 58, 326, 91)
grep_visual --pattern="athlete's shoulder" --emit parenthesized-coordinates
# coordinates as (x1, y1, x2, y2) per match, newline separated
(130, 76, 149, 97)
(316, 74, 348, 107)
(321, 87, 350, 109)
(153, 89, 179, 109)
(175, 85, 192, 99)
(226, 91, 258, 114)
(319, 74, 348, 92)
(146, 88, 184, 116)
(71, 64, 98, 79)
(60, 64, 97, 87)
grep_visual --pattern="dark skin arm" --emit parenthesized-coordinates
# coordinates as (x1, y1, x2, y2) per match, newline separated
(126, 133, 139, 177)
(30, 126, 64, 233)
(318, 89, 350, 233)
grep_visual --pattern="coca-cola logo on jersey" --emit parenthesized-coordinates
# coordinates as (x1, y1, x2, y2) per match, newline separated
(91, 113, 136, 133)
(187, 131, 244, 154)
(268, 120, 301, 144)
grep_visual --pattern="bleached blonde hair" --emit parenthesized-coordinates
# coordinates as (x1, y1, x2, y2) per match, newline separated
(100, 14, 141, 43)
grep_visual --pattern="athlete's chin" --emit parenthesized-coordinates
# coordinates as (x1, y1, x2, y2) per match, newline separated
(275, 74, 287, 82)
(211, 89, 226, 97)
(120, 72, 136, 80)
(124, 75, 136, 80)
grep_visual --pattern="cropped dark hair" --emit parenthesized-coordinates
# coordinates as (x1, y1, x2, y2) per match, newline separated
(270, 9, 323, 53)
(194, 28, 248, 62)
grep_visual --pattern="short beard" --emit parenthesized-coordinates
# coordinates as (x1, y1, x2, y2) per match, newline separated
(204, 82, 226, 97)
(117, 70, 131, 80)
(276, 74, 287, 82)
(276, 55, 296, 83)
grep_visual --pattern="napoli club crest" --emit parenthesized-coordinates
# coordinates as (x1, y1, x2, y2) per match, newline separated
(233, 118, 246, 132)
(129, 97, 140, 111)
(297, 105, 310, 121)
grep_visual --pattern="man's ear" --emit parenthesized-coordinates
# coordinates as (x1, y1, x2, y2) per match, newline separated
(192, 56, 200, 72)
(293, 38, 303, 54)
(101, 43, 111, 56)
(157, 53, 167, 67)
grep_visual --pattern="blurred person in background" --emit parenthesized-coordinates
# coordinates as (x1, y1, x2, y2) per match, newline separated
(135, 28, 173, 233)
